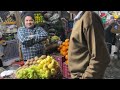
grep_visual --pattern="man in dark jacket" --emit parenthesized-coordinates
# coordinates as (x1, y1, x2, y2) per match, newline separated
(68, 11, 110, 79)
(104, 23, 116, 54)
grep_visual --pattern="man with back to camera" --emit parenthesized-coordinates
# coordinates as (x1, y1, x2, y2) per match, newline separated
(68, 11, 110, 79)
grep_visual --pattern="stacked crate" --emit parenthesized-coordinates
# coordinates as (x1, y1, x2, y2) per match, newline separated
(52, 55, 65, 73)
(62, 62, 71, 79)
(52, 54, 71, 79)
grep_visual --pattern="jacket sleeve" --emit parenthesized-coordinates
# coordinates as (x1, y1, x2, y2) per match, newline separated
(34, 27, 48, 43)
(17, 27, 48, 47)
(81, 13, 110, 79)
(17, 28, 33, 46)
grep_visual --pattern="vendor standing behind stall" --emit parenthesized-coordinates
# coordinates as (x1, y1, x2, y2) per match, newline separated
(17, 13, 48, 61)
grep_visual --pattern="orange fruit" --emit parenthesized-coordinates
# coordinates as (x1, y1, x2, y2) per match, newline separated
(65, 46, 69, 50)
(65, 42, 69, 46)
(65, 55, 68, 60)
(62, 42, 66, 46)
(62, 46, 67, 52)
(60, 51, 63, 55)
(65, 39, 69, 42)
(62, 52, 67, 56)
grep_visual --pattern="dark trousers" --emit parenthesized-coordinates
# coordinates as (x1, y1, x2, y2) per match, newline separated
(0, 59, 3, 67)
(107, 43, 112, 54)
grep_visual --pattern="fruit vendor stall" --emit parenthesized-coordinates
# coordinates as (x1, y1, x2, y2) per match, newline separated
(0, 38, 71, 79)
(0, 23, 71, 79)
(0, 55, 70, 79)
(0, 11, 72, 79)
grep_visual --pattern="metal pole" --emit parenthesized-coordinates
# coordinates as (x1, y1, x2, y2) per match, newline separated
(14, 11, 22, 28)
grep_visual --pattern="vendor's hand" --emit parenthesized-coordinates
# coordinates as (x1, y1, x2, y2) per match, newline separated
(28, 35, 35, 39)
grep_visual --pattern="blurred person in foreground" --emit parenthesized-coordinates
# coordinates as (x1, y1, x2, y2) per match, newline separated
(17, 13, 48, 62)
(68, 11, 110, 79)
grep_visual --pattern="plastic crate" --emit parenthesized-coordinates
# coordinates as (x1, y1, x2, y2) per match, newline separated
(52, 55, 65, 73)
(62, 62, 71, 79)
(11, 60, 24, 66)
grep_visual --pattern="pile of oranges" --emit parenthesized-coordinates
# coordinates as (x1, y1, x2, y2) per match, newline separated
(58, 39, 69, 64)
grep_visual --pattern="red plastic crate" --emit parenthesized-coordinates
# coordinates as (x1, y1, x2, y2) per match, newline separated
(62, 62, 71, 79)
(11, 60, 24, 66)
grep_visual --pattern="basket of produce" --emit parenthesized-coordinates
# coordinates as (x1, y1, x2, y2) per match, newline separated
(14, 55, 63, 79)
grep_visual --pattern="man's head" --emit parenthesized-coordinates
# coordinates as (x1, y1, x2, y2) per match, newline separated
(23, 13, 35, 29)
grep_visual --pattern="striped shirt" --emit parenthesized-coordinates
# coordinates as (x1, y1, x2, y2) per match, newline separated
(17, 26, 48, 60)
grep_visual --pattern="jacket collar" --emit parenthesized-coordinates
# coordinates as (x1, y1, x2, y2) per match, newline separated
(74, 11, 83, 21)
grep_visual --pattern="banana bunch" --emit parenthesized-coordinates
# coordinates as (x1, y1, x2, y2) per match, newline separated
(15, 55, 60, 79)
(37, 56, 60, 79)
(5, 17, 15, 22)
(34, 13, 45, 24)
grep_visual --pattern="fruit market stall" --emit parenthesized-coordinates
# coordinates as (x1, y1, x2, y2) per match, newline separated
(0, 11, 21, 66)
(0, 11, 72, 79)
(0, 37, 71, 79)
